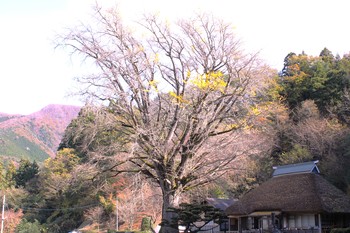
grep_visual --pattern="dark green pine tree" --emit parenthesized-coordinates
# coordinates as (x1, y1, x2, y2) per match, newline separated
(14, 159, 39, 188)
(164, 202, 227, 233)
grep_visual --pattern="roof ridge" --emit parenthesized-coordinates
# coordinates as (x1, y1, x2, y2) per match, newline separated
(273, 160, 318, 169)
(272, 160, 319, 177)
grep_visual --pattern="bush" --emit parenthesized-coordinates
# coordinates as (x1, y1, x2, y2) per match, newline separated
(15, 219, 46, 233)
(331, 228, 350, 233)
(107, 231, 128, 233)
(107, 231, 149, 233)
(141, 217, 152, 232)
(106, 230, 117, 233)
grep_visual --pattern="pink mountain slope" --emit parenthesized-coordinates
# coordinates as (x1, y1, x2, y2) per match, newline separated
(0, 104, 81, 158)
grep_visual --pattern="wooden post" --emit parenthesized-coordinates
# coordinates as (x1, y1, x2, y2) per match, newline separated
(238, 217, 242, 233)
(318, 214, 322, 233)
(116, 192, 119, 231)
(228, 218, 231, 232)
(1, 195, 5, 233)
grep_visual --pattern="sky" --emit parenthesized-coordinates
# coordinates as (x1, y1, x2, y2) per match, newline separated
(0, 0, 350, 115)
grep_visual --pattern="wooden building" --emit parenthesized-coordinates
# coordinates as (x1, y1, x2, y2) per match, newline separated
(225, 161, 350, 233)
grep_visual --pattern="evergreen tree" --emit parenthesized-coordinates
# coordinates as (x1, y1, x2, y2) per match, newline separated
(0, 161, 5, 190)
(14, 159, 39, 188)
(164, 202, 227, 233)
(5, 161, 17, 188)
(279, 49, 350, 121)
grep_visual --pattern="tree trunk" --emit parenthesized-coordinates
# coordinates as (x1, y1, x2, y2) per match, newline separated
(159, 187, 181, 233)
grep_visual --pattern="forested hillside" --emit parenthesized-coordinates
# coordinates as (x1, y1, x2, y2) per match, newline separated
(1, 9, 350, 233)
(0, 104, 80, 162)
(245, 48, 350, 193)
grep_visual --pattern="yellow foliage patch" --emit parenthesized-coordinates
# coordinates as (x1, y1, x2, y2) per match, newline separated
(250, 106, 261, 116)
(169, 91, 189, 105)
(191, 71, 226, 92)
(153, 53, 159, 63)
(148, 79, 159, 91)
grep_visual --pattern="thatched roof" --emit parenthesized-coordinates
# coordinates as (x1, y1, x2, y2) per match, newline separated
(226, 173, 350, 216)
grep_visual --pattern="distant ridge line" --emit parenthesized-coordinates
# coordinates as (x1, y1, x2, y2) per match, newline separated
(0, 104, 82, 116)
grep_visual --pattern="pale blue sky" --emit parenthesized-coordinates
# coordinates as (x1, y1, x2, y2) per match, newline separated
(1, 0, 349, 114)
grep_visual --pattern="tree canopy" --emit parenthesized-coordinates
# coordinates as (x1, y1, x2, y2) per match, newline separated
(279, 48, 350, 122)
(57, 6, 268, 232)
(163, 202, 227, 233)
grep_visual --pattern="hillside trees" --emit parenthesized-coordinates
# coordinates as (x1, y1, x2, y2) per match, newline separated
(279, 48, 350, 122)
(57, 6, 269, 232)
(252, 48, 350, 193)
(13, 159, 39, 188)
(61, 107, 165, 229)
(0, 161, 6, 189)
(225, 49, 350, 194)
(0, 159, 38, 189)
(5, 161, 16, 188)
(28, 148, 101, 232)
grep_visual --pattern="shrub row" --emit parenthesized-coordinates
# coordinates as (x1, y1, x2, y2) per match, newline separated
(331, 228, 350, 233)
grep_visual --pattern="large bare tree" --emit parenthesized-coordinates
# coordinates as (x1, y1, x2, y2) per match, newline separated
(58, 6, 266, 233)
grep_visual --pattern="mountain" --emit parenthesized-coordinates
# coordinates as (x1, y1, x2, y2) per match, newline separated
(0, 104, 81, 162)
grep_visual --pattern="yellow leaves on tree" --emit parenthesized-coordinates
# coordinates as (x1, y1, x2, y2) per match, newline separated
(225, 119, 252, 131)
(147, 79, 159, 92)
(169, 91, 188, 105)
(191, 71, 226, 92)
(153, 53, 159, 63)
(98, 194, 115, 214)
(250, 106, 262, 116)
(44, 148, 80, 177)
(168, 71, 227, 105)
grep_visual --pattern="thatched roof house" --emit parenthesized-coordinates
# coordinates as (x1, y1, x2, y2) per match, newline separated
(227, 172, 350, 215)
(225, 161, 350, 233)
